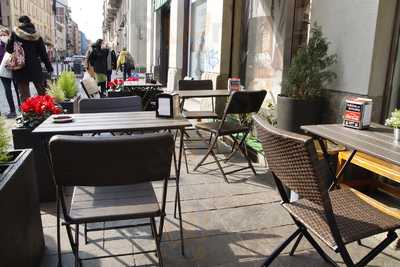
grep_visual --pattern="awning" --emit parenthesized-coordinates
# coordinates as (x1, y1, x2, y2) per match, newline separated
(154, 0, 170, 11)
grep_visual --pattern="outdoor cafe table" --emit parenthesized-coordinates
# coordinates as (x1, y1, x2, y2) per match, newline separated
(33, 111, 191, 255)
(301, 124, 400, 235)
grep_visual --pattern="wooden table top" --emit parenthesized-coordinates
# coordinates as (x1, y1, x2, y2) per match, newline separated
(33, 111, 191, 136)
(301, 124, 400, 166)
(177, 89, 229, 98)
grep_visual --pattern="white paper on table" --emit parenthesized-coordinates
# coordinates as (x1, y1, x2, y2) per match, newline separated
(158, 98, 171, 116)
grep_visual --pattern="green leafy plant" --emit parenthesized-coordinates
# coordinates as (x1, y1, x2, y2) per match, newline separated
(385, 109, 400, 129)
(57, 71, 77, 99)
(0, 116, 11, 163)
(282, 23, 337, 99)
(47, 80, 65, 102)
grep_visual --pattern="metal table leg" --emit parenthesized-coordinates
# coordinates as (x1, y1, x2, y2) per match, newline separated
(173, 128, 185, 256)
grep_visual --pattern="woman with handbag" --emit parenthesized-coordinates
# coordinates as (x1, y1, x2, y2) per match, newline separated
(0, 28, 19, 118)
(6, 16, 53, 102)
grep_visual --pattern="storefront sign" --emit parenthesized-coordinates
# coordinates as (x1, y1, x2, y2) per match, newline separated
(154, 0, 170, 11)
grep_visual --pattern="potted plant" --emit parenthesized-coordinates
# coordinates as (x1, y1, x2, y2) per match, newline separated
(49, 71, 80, 113)
(0, 116, 44, 266)
(277, 24, 337, 132)
(12, 95, 62, 202)
(385, 109, 400, 142)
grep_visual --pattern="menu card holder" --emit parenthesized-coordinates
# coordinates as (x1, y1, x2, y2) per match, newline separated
(156, 93, 180, 118)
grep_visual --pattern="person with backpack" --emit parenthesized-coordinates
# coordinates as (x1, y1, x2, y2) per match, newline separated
(117, 48, 135, 80)
(0, 27, 19, 118)
(6, 16, 53, 102)
(88, 39, 108, 97)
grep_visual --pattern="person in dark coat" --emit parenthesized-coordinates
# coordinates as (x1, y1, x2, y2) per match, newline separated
(6, 16, 53, 102)
(88, 39, 108, 97)
(0, 28, 19, 118)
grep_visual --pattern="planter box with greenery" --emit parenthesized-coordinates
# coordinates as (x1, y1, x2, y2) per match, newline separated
(12, 95, 62, 202)
(0, 117, 44, 266)
(278, 24, 337, 133)
(48, 71, 80, 113)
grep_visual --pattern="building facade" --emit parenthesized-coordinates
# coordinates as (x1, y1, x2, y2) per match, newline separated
(103, 0, 147, 71)
(101, 0, 400, 124)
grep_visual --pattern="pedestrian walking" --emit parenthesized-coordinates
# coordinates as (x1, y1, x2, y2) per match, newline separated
(106, 44, 117, 82)
(88, 39, 108, 97)
(6, 16, 53, 102)
(117, 48, 135, 80)
(0, 27, 19, 118)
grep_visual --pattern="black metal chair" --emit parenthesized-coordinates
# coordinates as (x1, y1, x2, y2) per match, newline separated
(193, 90, 267, 182)
(253, 115, 400, 267)
(178, 79, 220, 173)
(79, 96, 142, 113)
(49, 133, 174, 267)
(178, 79, 217, 119)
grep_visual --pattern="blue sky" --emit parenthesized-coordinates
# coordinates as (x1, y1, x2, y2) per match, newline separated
(68, 0, 103, 42)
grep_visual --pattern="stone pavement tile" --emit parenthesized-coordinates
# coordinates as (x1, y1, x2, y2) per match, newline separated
(40, 252, 136, 267)
(219, 203, 293, 233)
(165, 233, 258, 267)
(275, 251, 333, 267)
(237, 225, 312, 258)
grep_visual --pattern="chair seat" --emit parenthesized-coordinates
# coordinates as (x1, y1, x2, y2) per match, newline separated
(182, 110, 218, 119)
(196, 121, 250, 135)
(283, 188, 400, 249)
(68, 183, 160, 223)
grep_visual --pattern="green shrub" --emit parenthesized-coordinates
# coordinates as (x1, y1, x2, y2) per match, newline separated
(0, 116, 10, 163)
(385, 109, 400, 129)
(282, 23, 337, 99)
(47, 80, 65, 102)
(57, 71, 77, 99)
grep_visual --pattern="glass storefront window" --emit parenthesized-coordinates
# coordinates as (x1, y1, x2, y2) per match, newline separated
(189, 0, 207, 79)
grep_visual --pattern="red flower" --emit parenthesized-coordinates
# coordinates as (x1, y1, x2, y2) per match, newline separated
(19, 95, 63, 128)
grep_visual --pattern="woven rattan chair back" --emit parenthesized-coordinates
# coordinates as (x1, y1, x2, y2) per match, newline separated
(178, 79, 213, 91)
(79, 96, 142, 113)
(254, 116, 328, 205)
(49, 133, 174, 187)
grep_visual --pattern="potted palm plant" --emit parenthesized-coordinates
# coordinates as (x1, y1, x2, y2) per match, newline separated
(0, 116, 44, 266)
(12, 95, 62, 202)
(48, 71, 80, 113)
(385, 109, 400, 142)
(277, 24, 337, 132)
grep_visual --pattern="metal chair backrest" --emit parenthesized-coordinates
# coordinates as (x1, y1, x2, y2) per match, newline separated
(254, 115, 329, 206)
(49, 133, 174, 187)
(79, 96, 142, 113)
(178, 79, 213, 91)
(222, 90, 267, 118)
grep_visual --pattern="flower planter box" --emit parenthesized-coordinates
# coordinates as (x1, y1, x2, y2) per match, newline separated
(0, 149, 44, 266)
(12, 127, 55, 202)
(59, 94, 81, 114)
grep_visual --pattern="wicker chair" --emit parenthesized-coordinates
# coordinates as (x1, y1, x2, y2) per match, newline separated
(79, 96, 142, 113)
(49, 133, 174, 267)
(193, 90, 266, 182)
(253, 115, 400, 267)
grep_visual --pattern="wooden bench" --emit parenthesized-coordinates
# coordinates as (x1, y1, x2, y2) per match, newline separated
(337, 151, 400, 220)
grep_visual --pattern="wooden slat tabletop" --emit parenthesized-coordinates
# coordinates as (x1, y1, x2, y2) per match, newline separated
(301, 124, 400, 166)
(33, 111, 191, 136)
(178, 89, 229, 98)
